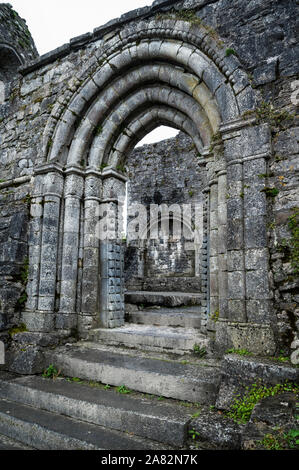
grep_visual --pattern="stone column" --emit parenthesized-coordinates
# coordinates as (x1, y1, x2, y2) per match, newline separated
(25, 172, 44, 314)
(204, 142, 228, 338)
(195, 154, 209, 333)
(79, 167, 102, 333)
(57, 165, 84, 331)
(209, 179, 219, 320)
(99, 169, 127, 328)
(216, 119, 275, 355)
(23, 163, 64, 332)
(200, 187, 209, 332)
(217, 169, 228, 320)
(226, 159, 246, 322)
(243, 153, 272, 324)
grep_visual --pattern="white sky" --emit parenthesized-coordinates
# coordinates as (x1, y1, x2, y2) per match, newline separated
(10, 0, 154, 55)
(9, 0, 179, 145)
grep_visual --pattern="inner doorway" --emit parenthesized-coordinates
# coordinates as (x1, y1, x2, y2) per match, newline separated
(122, 127, 208, 336)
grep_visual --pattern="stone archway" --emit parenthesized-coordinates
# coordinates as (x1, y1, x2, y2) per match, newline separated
(23, 17, 275, 355)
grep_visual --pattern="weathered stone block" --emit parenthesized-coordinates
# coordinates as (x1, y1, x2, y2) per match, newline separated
(246, 300, 272, 324)
(245, 248, 269, 271)
(216, 355, 298, 410)
(9, 347, 45, 375)
(228, 271, 245, 299)
(190, 410, 243, 450)
(227, 250, 243, 272)
(13, 332, 59, 347)
(253, 61, 277, 86)
(244, 216, 267, 249)
(227, 219, 243, 250)
(22, 311, 55, 332)
(242, 392, 297, 450)
(246, 270, 271, 300)
(228, 300, 246, 322)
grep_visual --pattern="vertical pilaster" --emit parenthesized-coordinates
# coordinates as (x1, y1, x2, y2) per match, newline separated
(217, 169, 228, 319)
(226, 161, 246, 322)
(80, 167, 102, 332)
(23, 163, 64, 332)
(100, 170, 127, 328)
(200, 187, 209, 331)
(216, 118, 275, 355)
(243, 154, 272, 323)
(57, 166, 84, 330)
(209, 179, 219, 318)
(25, 172, 44, 313)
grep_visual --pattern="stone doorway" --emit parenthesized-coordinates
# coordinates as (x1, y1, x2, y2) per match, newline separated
(20, 17, 275, 356)
(120, 129, 209, 354)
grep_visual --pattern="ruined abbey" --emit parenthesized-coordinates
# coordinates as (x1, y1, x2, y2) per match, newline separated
(0, 0, 298, 451)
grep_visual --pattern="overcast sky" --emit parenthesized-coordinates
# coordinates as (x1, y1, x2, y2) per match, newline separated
(9, 1, 178, 145)
(10, 0, 154, 55)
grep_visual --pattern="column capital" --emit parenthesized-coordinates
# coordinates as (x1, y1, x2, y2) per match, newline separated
(85, 166, 102, 179)
(64, 169, 85, 198)
(102, 168, 128, 183)
(64, 164, 85, 178)
(34, 162, 64, 177)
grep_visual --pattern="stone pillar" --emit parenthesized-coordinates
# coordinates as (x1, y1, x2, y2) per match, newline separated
(57, 165, 84, 331)
(99, 169, 127, 328)
(243, 154, 272, 323)
(79, 168, 102, 333)
(23, 163, 64, 332)
(217, 169, 228, 320)
(226, 160, 246, 322)
(205, 143, 228, 337)
(200, 187, 209, 332)
(209, 179, 219, 319)
(100, 240, 124, 328)
(215, 119, 275, 355)
(25, 174, 43, 314)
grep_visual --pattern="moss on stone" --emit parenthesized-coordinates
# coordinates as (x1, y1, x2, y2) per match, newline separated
(9, 323, 27, 337)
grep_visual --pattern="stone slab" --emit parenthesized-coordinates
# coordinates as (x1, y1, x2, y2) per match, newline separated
(0, 372, 195, 447)
(0, 398, 169, 450)
(126, 306, 202, 328)
(125, 291, 202, 307)
(89, 324, 208, 354)
(45, 343, 221, 404)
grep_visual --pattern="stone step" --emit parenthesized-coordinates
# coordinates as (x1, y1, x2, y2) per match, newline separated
(0, 372, 197, 447)
(45, 342, 221, 404)
(0, 397, 171, 450)
(0, 433, 34, 450)
(126, 306, 201, 328)
(88, 324, 208, 354)
(125, 291, 202, 307)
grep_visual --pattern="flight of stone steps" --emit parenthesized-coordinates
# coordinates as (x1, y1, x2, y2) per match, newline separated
(0, 291, 221, 450)
(88, 291, 208, 355)
(0, 370, 206, 450)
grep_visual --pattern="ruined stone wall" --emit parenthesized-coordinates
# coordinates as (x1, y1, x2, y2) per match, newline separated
(0, 3, 38, 114)
(0, 0, 297, 357)
(0, 4, 37, 63)
(0, 3, 38, 347)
